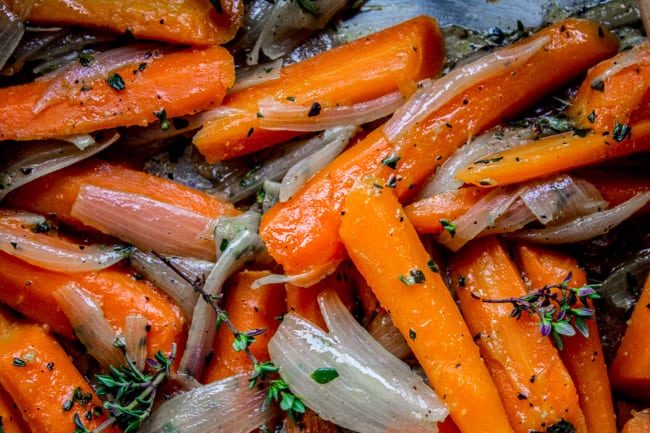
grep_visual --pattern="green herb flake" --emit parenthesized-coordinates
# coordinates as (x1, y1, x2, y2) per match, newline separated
(12, 357, 26, 367)
(439, 219, 457, 238)
(382, 154, 400, 169)
(546, 420, 577, 433)
(107, 73, 126, 91)
(286, 96, 296, 101)
(408, 328, 417, 340)
(398, 274, 413, 286)
(474, 156, 503, 164)
(410, 269, 425, 283)
(590, 79, 605, 92)
(310, 367, 339, 384)
(78, 52, 94, 67)
(63, 399, 74, 412)
(219, 238, 229, 252)
(138, 62, 147, 71)
(587, 110, 596, 124)
(427, 259, 439, 273)
(307, 102, 322, 117)
(154, 109, 170, 130)
(256, 112, 264, 118)
(572, 128, 591, 137)
(612, 121, 632, 142)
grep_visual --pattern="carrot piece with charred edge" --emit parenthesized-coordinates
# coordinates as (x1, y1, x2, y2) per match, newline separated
(260, 18, 619, 285)
(5, 0, 242, 46)
(5, 158, 239, 233)
(567, 41, 650, 131)
(456, 120, 650, 187)
(0, 45, 234, 141)
(0, 252, 185, 361)
(0, 316, 119, 433)
(340, 178, 514, 433)
(404, 186, 490, 234)
(449, 236, 587, 433)
(201, 271, 286, 384)
(514, 243, 617, 433)
(193, 15, 445, 162)
(622, 409, 650, 433)
(609, 272, 650, 402)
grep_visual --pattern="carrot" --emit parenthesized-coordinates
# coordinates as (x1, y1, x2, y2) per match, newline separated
(621, 409, 650, 433)
(0, 383, 28, 433)
(609, 271, 650, 402)
(0, 251, 185, 360)
(514, 243, 617, 433)
(5, 0, 242, 46)
(282, 409, 343, 433)
(404, 186, 490, 234)
(260, 18, 619, 284)
(578, 170, 650, 215)
(201, 270, 286, 384)
(567, 41, 650, 131)
(449, 236, 587, 433)
(0, 316, 119, 433)
(339, 178, 514, 433)
(0, 45, 234, 141)
(192, 15, 446, 162)
(456, 119, 650, 187)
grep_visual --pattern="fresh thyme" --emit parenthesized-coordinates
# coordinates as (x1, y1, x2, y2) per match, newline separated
(89, 342, 176, 433)
(155, 252, 306, 422)
(482, 272, 601, 350)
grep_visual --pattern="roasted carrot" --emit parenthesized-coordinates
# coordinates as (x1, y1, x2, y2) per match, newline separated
(0, 45, 234, 141)
(0, 251, 185, 359)
(579, 170, 650, 215)
(0, 317, 119, 433)
(567, 41, 650, 131)
(5, 0, 242, 46)
(282, 409, 343, 433)
(514, 243, 616, 433)
(609, 272, 650, 402)
(449, 236, 587, 433)
(193, 15, 445, 162)
(621, 409, 650, 433)
(457, 120, 650, 187)
(260, 18, 619, 284)
(339, 178, 514, 433)
(201, 270, 286, 384)
(0, 383, 28, 433)
(404, 186, 490, 234)
(5, 159, 239, 260)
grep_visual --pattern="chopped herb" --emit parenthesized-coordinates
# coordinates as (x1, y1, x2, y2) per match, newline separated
(547, 420, 577, 433)
(310, 367, 339, 384)
(474, 156, 503, 164)
(408, 328, 417, 340)
(10, 242, 18, 249)
(297, 0, 318, 15)
(257, 112, 264, 118)
(12, 357, 26, 367)
(572, 128, 590, 137)
(386, 175, 397, 188)
(107, 73, 126, 91)
(439, 219, 457, 238)
(153, 109, 170, 130)
(427, 259, 439, 273)
(458, 276, 466, 287)
(382, 154, 400, 169)
(138, 62, 147, 71)
(590, 79, 605, 92)
(612, 121, 632, 142)
(587, 110, 596, 124)
(219, 238, 229, 252)
(78, 52, 94, 67)
(398, 269, 426, 286)
(73, 412, 90, 433)
(286, 96, 296, 101)
(20, 167, 33, 175)
(32, 221, 54, 233)
(307, 102, 322, 117)
(247, 127, 255, 137)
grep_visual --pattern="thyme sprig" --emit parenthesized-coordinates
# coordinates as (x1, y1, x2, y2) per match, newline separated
(156, 252, 306, 422)
(482, 272, 601, 350)
(88, 342, 176, 433)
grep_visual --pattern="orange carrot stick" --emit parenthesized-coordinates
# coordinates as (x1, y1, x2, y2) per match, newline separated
(609, 272, 650, 402)
(449, 236, 587, 433)
(0, 251, 185, 359)
(0, 316, 119, 433)
(201, 270, 286, 384)
(339, 178, 514, 433)
(404, 186, 490, 234)
(0, 383, 28, 433)
(456, 120, 650, 187)
(567, 41, 650, 131)
(260, 18, 619, 284)
(5, 0, 242, 46)
(193, 15, 446, 162)
(622, 409, 650, 433)
(0, 45, 234, 141)
(514, 243, 617, 433)
(578, 170, 650, 214)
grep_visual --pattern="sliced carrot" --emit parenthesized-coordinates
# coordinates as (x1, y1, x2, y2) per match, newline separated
(282, 409, 342, 433)
(622, 409, 650, 433)
(260, 18, 619, 284)
(0, 318, 119, 433)
(5, 0, 242, 46)
(201, 270, 286, 384)
(609, 272, 650, 402)
(339, 178, 514, 433)
(0, 383, 28, 433)
(404, 186, 490, 234)
(0, 251, 185, 360)
(457, 120, 650, 187)
(193, 15, 445, 162)
(0, 45, 234, 141)
(514, 243, 617, 433)
(579, 170, 650, 215)
(567, 41, 650, 131)
(5, 158, 239, 235)
(449, 236, 586, 433)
